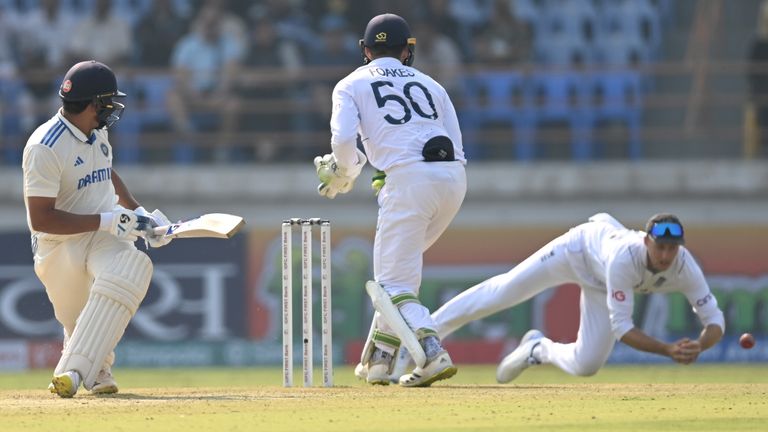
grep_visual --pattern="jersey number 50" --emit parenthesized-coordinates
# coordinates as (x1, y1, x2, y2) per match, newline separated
(370, 81, 438, 125)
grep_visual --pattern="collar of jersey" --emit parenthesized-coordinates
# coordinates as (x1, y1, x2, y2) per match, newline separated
(368, 57, 406, 67)
(55, 109, 93, 144)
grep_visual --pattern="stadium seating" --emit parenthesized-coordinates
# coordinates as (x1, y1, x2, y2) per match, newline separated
(460, 71, 535, 159)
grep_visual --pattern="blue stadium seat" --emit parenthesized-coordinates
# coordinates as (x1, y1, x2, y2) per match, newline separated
(587, 71, 643, 159)
(460, 71, 536, 159)
(530, 72, 593, 159)
(598, 0, 661, 57)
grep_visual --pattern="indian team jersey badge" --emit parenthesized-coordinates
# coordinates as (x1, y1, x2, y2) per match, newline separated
(100, 143, 109, 157)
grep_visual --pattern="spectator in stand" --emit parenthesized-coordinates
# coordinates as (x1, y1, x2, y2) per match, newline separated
(472, 0, 533, 66)
(422, 0, 470, 59)
(411, 19, 464, 96)
(202, 0, 248, 56)
(134, 0, 189, 67)
(264, 0, 317, 57)
(167, 5, 244, 163)
(14, 0, 77, 135)
(0, 5, 20, 160)
(748, 0, 768, 157)
(307, 0, 372, 31)
(304, 14, 361, 156)
(238, 9, 303, 162)
(69, 0, 133, 66)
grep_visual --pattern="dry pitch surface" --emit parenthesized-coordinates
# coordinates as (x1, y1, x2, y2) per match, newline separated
(1, 364, 766, 432)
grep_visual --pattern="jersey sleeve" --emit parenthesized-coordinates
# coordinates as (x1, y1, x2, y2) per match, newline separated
(330, 79, 362, 169)
(605, 247, 638, 339)
(23, 144, 62, 198)
(679, 251, 726, 332)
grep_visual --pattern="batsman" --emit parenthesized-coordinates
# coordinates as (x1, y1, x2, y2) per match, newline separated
(22, 60, 173, 397)
(314, 13, 467, 386)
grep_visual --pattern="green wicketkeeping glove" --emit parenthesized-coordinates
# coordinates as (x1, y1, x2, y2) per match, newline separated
(371, 170, 386, 196)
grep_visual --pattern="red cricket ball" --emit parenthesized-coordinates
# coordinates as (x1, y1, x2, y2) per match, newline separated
(739, 333, 755, 349)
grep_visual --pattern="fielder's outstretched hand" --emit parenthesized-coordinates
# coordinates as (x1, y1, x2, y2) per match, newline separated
(670, 338, 702, 364)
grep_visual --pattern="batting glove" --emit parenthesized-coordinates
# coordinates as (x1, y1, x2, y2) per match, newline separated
(99, 207, 149, 242)
(135, 207, 173, 248)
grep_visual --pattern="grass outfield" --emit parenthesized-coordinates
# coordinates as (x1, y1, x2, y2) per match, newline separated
(1, 364, 766, 432)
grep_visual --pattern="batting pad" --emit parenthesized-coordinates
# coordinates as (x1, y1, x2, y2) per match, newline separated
(55, 250, 152, 390)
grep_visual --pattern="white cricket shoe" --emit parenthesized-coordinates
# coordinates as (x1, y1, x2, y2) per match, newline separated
(399, 351, 457, 387)
(496, 329, 544, 383)
(366, 349, 394, 385)
(91, 368, 119, 394)
(51, 370, 80, 398)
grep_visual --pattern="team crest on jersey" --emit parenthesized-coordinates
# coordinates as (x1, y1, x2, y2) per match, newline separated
(376, 32, 387, 42)
(61, 80, 72, 93)
(100, 143, 109, 157)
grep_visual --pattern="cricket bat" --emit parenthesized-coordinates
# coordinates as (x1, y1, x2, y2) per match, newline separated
(152, 213, 245, 239)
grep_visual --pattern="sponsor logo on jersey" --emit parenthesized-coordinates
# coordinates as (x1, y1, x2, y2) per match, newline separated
(74, 156, 84, 167)
(695, 293, 713, 307)
(77, 167, 111, 190)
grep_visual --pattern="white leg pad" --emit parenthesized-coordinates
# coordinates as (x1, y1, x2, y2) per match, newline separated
(54, 250, 152, 390)
(365, 281, 427, 368)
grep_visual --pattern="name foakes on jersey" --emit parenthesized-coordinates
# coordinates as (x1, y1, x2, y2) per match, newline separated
(368, 67, 415, 78)
(77, 167, 111, 190)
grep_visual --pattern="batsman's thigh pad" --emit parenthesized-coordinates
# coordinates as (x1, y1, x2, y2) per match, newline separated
(55, 249, 152, 389)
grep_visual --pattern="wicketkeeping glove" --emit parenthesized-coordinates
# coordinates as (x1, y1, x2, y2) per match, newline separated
(135, 206, 173, 248)
(313, 149, 367, 199)
(99, 207, 149, 242)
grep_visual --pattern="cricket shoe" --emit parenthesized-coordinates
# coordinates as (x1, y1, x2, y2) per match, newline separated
(91, 368, 118, 394)
(496, 329, 544, 383)
(51, 370, 81, 398)
(366, 349, 394, 385)
(398, 351, 457, 387)
(354, 348, 415, 384)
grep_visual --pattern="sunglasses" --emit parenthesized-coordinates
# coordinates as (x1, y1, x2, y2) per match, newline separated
(649, 222, 683, 238)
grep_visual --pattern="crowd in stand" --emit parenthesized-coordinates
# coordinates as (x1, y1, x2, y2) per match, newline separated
(0, 0, 669, 164)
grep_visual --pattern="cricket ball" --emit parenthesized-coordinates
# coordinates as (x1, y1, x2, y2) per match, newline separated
(739, 333, 755, 349)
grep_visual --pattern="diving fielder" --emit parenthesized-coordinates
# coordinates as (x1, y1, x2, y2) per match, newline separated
(22, 60, 172, 397)
(431, 213, 725, 382)
(313, 14, 467, 387)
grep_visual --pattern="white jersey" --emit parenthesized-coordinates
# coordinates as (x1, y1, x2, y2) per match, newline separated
(329, 57, 466, 171)
(22, 110, 118, 241)
(569, 215, 725, 339)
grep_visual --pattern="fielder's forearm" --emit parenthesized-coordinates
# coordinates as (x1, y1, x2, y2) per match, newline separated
(620, 327, 673, 358)
(698, 324, 724, 351)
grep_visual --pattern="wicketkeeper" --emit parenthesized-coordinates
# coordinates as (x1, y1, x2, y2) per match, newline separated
(314, 13, 468, 387)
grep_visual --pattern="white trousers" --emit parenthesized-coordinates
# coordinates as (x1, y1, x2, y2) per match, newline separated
(373, 161, 466, 342)
(34, 231, 139, 371)
(431, 229, 615, 376)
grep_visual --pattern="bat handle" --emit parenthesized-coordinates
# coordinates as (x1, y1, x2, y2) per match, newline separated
(152, 226, 170, 237)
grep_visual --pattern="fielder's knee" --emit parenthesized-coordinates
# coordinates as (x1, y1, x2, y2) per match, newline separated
(571, 361, 602, 377)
